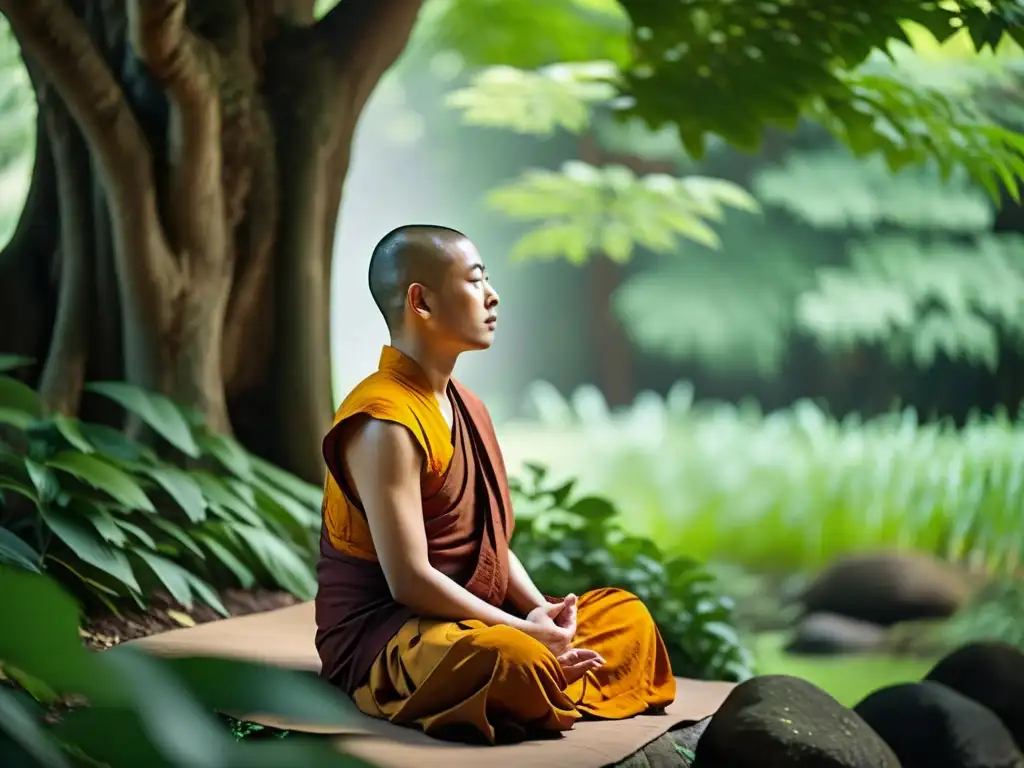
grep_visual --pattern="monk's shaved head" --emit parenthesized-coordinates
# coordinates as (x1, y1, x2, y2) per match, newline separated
(368, 225, 468, 331)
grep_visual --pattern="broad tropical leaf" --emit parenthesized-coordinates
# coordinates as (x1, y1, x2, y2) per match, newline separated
(231, 524, 317, 599)
(85, 382, 200, 458)
(0, 355, 33, 374)
(0, 528, 41, 572)
(46, 451, 155, 513)
(0, 687, 69, 768)
(39, 510, 141, 593)
(140, 465, 207, 523)
(0, 375, 41, 419)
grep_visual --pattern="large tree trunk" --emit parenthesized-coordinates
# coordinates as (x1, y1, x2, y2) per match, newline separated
(0, 0, 423, 482)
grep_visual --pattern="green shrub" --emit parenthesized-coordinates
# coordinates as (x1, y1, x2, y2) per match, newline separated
(939, 578, 1024, 650)
(0, 358, 321, 614)
(500, 382, 1024, 575)
(0, 565, 369, 767)
(509, 463, 754, 682)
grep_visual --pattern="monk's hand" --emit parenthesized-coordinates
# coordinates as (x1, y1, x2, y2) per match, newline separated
(556, 648, 605, 685)
(552, 593, 578, 631)
(523, 600, 575, 656)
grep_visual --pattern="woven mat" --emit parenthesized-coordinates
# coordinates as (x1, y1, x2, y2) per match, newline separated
(125, 602, 734, 767)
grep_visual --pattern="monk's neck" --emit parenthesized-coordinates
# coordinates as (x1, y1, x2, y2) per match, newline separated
(390, 338, 457, 396)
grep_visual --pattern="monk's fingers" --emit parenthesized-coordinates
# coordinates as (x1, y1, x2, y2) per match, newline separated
(554, 602, 577, 629)
(557, 648, 604, 666)
(542, 600, 566, 618)
(560, 656, 604, 685)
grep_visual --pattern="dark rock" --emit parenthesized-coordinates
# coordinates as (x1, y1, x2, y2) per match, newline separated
(799, 552, 972, 626)
(693, 674, 899, 767)
(786, 612, 886, 656)
(926, 640, 1024, 749)
(854, 681, 1024, 768)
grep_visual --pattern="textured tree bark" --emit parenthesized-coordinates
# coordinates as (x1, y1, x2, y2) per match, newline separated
(0, 0, 425, 482)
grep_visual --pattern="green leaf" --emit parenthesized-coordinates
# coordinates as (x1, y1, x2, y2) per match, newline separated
(0, 528, 41, 572)
(231, 524, 316, 599)
(0, 406, 33, 430)
(249, 456, 323, 510)
(0, 565, 126, 703)
(140, 466, 207, 523)
(0, 687, 70, 768)
(445, 62, 617, 136)
(84, 382, 200, 458)
(59, 649, 234, 766)
(132, 549, 195, 608)
(131, 549, 227, 616)
(149, 518, 206, 561)
(40, 510, 141, 593)
(51, 415, 95, 453)
(86, 507, 129, 547)
(197, 431, 255, 483)
(0, 355, 33, 374)
(192, 473, 263, 527)
(196, 533, 256, 589)
(568, 495, 619, 521)
(185, 574, 229, 617)
(114, 519, 157, 550)
(76, 423, 156, 464)
(51, 709, 173, 767)
(0, 375, 41, 419)
(161, 656, 360, 728)
(46, 451, 155, 512)
(24, 459, 60, 505)
(252, 476, 320, 530)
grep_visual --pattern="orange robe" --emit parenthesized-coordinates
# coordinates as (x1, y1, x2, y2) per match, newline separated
(316, 347, 676, 743)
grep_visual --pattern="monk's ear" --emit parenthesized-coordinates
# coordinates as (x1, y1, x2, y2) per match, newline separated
(407, 283, 432, 320)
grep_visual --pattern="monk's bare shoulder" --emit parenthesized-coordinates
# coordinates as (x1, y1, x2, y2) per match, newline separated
(345, 416, 425, 481)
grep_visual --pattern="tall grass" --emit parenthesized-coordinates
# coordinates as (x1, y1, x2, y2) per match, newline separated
(497, 382, 1024, 575)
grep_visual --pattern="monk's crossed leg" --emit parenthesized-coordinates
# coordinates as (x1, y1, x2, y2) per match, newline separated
(354, 587, 676, 741)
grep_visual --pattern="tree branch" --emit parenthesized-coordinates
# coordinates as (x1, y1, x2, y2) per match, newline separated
(314, 0, 424, 111)
(0, 0, 180, 338)
(127, 0, 226, 262)
(38, 93, 93, 416)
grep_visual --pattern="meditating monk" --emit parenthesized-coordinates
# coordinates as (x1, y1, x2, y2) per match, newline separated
(315, 225, 676, 743)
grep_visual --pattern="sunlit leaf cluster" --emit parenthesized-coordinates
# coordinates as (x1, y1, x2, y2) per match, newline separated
(487, 160, 759, 263)
(444, 61, 617, 135)
(755, 151, 993, 231)
(616, 133, 1024, 374)
(426, 0, 631, 70)
(500, 383, 1024, 576)
(613, 218, 811, 374)
(797, 234, 1024, 370)
(615, 0, 1024, 197)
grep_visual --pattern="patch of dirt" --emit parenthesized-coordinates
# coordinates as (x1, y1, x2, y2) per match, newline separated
(80, 589, 299, 651)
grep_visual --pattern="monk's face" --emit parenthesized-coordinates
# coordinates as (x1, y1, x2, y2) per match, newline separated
(418, 238, 500, 353)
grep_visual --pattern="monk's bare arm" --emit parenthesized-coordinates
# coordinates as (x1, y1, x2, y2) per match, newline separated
(506, 551, 548, 614)
(345, 418, 529, 629)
